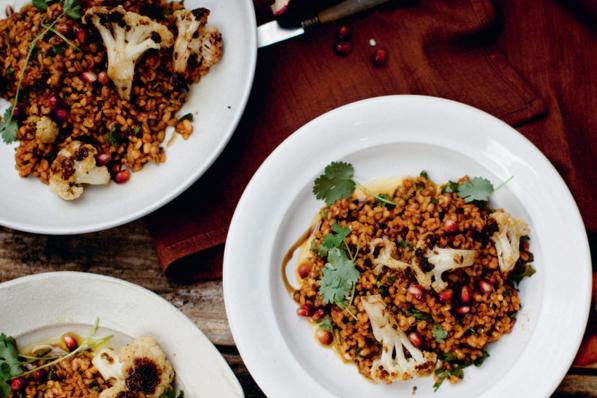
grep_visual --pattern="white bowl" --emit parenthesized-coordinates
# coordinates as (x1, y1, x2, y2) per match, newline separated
(0, 0, 257, 234)
(223, 95, 592, 398)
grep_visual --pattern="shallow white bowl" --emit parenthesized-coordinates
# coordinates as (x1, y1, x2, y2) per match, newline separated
(0, 271, 243, 397)
(223, 95, 592, 398)
(0, 0, 257, 234)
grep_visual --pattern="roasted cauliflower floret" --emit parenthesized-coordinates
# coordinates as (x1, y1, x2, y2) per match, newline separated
(31, 116, 59, 143)
(490, 211, 530, 272)
(173, 8, 223, 74)
(99, 336, 174, 398)
(84, 6, 174, 100)
(49, 141, 110, 200)
(363, 295, 436, 382)
(370, 239, 475, 292)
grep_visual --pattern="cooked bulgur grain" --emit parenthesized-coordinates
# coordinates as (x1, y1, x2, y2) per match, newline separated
(0, 0, 222, 195)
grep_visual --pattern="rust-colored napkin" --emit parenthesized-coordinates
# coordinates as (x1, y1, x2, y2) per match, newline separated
(146, 0, 597, 280)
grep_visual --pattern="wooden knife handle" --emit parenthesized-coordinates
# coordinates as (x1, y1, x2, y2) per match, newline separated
(316, 0, 394, 24)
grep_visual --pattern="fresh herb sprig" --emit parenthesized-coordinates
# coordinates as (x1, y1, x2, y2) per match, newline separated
(159, 388, 184, 398)
(432, 324, 447, 343)
(313, 162, 397, 206)
(0, 334, 22, 397)
(442, 176, 513, 203)
(1, 0, 82, 144)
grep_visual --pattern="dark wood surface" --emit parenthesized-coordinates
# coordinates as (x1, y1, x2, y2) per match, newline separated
(1, 222, 595, 397)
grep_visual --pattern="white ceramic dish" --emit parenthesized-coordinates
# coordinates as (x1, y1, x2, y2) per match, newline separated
(223, 95, 592, 398)
(0, 0, 257, 234)
(0, 272, 243, 397)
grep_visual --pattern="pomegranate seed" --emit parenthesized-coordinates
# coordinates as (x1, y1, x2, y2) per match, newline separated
(316, 329, 333, 345)
(10, 376, 26, 391)
(62, 333, 78, 352)
(444, 219, 458, 233)
(32, 369, 47, 382)
(408, 331, 423, 348)
(74, 27, 87, 44)
(333, 41, 352, 57)
(297, 303, 314, 317)
(312, 308, 326, 321)
(97, 71, 110, 85)
(96, 152, 111, 166)
(48, 95, 61, 109)
(52, 107, 69, 121)
(81, 71, 97, 83)
(11, 105, 24, 120)
(438, 289, 453, 303)
(408, 284, 425, 301)
(455, 305, 470, 315)
(460, 285, 472, 304)
(56, 23, 73, 37)
(297, 263, 312, 279)
(478, 279, 494, 294)
(337, 25, 352, 41)
(114, 169, 130, 184)
(371, 48, 388, 67)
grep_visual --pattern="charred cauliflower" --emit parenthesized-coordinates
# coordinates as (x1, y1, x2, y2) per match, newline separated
(173, 8, 223, 74)
(98, 336, 174, 398)
(84, 6, 174, 100)
(30, 116, 59, 144)
(49, 141, 110, 200)
(490, 211, 530, 272)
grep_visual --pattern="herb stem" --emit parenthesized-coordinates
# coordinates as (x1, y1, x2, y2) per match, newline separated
(42, 24, 80, 50)
(356, 183, 397, 206)
(493, 176, 514, 192)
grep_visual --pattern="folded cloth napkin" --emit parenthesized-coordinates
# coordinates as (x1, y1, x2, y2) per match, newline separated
(146, 0, 597, 280)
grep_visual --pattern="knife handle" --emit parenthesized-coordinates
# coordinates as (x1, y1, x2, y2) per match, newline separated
(303, 0, 394, 27)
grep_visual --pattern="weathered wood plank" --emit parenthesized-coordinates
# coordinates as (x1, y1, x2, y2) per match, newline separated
(1, 224, 595, 397)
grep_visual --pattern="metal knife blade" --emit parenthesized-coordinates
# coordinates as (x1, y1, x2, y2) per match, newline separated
(257, 20, 304, 48)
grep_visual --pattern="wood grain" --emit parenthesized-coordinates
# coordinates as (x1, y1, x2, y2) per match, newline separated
(0, 222, 594, 397)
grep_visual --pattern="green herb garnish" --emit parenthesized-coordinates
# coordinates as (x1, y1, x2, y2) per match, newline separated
(0, 108, 18, 144)
(406, 308, 432, 322)
(319, 223, 350, 257)
(105, 126, 123, 146)
(0, 334, 23, 397)
(63, 0, 82, 19)
(159, 388, 184, 398)
(313, 161, 397, 206)
(397, 239, 413, 250)
(319, 248, 360, 311)
(419, 170, 429, 179)
(508, 263, 536, 285)
(457, 177, 494, 203)
(33, 0, 51, 11)
(317, 315, 334, 332)
(179, 113, 193, 122)
(442, 180, 459, 193)
(432, 324, 447, 343)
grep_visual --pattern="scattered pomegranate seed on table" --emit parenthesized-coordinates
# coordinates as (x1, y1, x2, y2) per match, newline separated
(371, 48, 388, 67)
(333, 41, 353, 57)
(337, 25, 352, 41)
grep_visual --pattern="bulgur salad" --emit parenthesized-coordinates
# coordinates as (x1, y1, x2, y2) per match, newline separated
(283, 162, 535, 390)
(0, 320, 182, 397)
(0, 0, 222, 200)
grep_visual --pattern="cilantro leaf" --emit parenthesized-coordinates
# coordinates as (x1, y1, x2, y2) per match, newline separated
(406, 308, 432, 322)
(457, 177, 494, 203)
(397, 240, 412, 250)
(473, 348, 490, 367)
(420, 170, 429, 179)
(33, 0, 50, 11)
(105, 126, 123, 146)
(63, 0, 82, 19)
(313, 162, 356, 205)
(0, 333, 23, 394)
(319, 223, 350, 257)
(317, 315, 334, 331)
(442, 180, 459, 193)
(376, 193, 395, 207)
(508, 264, 536, 286)
(159, 388, 184, 398)
(179, 113, 193, 122)
(0, 108, 18, 144)
(319, 248, 360, 308)
(432, 324, 447, 343)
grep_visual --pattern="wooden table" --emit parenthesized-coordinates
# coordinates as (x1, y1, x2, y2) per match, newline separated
(1, 222, 595, 397)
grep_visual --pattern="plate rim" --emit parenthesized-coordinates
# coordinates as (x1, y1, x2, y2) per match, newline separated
(1, 270, 244, 397)
(0, 0, 258, 235)
(223, 95, 592, 398)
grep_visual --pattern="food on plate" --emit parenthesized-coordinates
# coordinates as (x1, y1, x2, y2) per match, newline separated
(0, 0, 223, 200)
(283, 162, 535, 389)
(0, 321, 182, 397)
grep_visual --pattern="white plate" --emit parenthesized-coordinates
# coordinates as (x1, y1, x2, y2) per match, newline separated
(0, 271, 243, 397)
(223, 96, 592, 398)
(0, 0, 256, 234)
